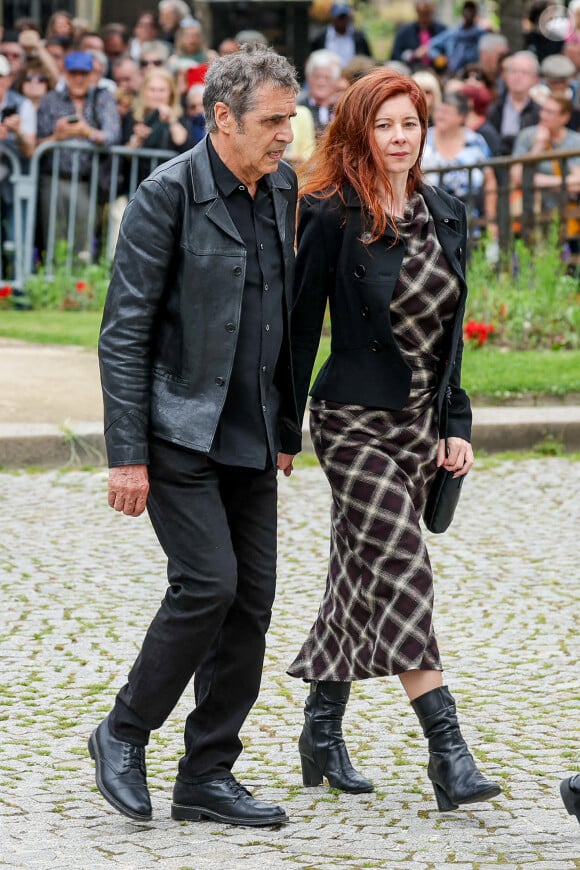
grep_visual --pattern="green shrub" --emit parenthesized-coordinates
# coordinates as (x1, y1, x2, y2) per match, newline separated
(21, 243, 111, 311)
(466, 225, 580, 350)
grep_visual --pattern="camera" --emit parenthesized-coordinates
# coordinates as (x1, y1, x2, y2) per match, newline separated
(66, 115, 80, 124)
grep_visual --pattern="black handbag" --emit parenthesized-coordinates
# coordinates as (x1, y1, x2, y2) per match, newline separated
(423, 467, 464, 534)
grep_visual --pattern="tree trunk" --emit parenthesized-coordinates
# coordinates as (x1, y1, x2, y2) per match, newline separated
(498, 0, 527, 52)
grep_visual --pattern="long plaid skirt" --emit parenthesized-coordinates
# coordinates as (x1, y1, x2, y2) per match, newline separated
(287, 393, 443, 681)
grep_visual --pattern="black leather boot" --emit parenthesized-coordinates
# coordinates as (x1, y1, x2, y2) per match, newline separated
(560, 774, 580, 823)
(411, 685, 502, 812)
(298, 681, 374, 793)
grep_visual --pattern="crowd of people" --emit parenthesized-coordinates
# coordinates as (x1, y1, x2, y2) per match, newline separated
(3, 0, 580, 262)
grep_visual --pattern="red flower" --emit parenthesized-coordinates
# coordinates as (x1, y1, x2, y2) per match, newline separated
(0, 285, 13, 298)
(76, 281, 87, 293)
(464, 319, 495, 346)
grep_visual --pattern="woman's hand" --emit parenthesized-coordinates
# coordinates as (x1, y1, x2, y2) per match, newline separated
(129, 122, 152, 146)
(436, 436, 474, 478)
(156, 104, 174, 123)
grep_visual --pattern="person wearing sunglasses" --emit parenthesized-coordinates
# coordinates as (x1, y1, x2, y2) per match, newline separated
(138, 39, 170, 71)
(12, 58, 55, 118)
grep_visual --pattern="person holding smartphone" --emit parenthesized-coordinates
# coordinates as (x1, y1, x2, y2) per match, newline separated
(36, 51, 120, 256)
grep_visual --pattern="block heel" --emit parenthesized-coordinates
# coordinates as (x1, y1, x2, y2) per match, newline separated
(300, 753, 323, 787)
(432, 781, 458, 812)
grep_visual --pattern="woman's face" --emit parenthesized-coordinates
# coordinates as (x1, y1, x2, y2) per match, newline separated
(144, 75, 172, 110)
(52, 14, 72, 37)
(373, 94, 423, 179)
(22, 71, 49, 102)
(434, 101, 464, 133)
(307, 66, 338, 105)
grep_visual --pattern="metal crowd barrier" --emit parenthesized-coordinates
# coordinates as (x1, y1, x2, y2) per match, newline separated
(2, 141, 580, 293)
(0, 141, 177, 290)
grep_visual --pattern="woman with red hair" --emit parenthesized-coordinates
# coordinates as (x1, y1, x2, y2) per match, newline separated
(286, 68, 501, 811)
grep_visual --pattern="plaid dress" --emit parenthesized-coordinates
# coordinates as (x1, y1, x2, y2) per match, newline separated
(288, 193, 461, 681)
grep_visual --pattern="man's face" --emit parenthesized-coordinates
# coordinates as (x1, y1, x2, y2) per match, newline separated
(65, 69, 91, 99)
(81, 35, 105, 53)
(416, 2, 435, 27)
(504, 60, 538, 98)
(46, 43, 65, 72)
(0, 41, 23, 74)
(214, 83, 296, 185)
(114, 59, 141, 93)
(539, 98, 569, 135)
(104, 34, 126, 61)
(332, 13, 350, 35)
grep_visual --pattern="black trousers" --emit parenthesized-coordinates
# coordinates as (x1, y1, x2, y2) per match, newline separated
(109, 437, 278, 782)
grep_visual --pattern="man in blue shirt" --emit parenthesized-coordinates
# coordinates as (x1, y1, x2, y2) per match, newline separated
(427, 1, 489, 75)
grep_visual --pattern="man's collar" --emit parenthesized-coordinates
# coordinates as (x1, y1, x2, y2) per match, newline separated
(207, 135, 272, 196)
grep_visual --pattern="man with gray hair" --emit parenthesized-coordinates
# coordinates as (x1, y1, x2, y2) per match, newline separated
(90, 44, 300, 827)
(487, 50, 541, 154)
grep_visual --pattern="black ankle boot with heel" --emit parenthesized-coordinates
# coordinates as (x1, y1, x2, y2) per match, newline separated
(411, 685, 502, 812)
(298, 680, 374, 793)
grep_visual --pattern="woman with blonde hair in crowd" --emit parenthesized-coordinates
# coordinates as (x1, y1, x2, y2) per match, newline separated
(412, 69, 442, 124)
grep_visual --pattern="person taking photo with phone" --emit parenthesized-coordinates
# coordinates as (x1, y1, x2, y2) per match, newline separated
(36, 50, 120, 256)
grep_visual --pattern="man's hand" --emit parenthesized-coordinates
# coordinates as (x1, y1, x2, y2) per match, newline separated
(108, 465, 150, 516)
(436, 437, 474, 478)
(277, 452, 295, 477)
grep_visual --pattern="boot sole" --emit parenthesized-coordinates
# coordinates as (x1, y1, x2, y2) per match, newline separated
(171, 802, 289, 826)
(560, 779, 580, 822)
(434, 782, 502, 812)
(88, 732, 152, 822)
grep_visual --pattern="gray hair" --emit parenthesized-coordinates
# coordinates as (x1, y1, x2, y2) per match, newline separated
(304, 49, 342, 80)
(140, 40, 171, 61)
(504, 50, 540, 75)
(158, 0, 192, 18)
(478, 32, 508, 53)
(203, 44, 299, 134)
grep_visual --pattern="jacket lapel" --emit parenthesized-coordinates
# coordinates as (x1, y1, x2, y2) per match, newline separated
(188, 140, 243, 245)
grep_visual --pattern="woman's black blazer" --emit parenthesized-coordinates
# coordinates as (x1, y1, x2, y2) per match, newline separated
(288, 183, 472, 454)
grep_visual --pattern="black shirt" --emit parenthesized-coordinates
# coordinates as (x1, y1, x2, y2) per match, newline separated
(207, 137, 285, 469)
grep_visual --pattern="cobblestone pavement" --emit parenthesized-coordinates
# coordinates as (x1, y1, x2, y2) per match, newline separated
(0, 458, 579, 870)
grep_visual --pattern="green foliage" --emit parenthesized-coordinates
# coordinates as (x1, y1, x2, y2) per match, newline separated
(0, 310, 102, 346)
(466, 226, 580, 350)
(21, 243, 111, 312)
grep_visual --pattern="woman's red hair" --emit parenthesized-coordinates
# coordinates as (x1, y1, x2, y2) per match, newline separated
(299, 68, 428, 242)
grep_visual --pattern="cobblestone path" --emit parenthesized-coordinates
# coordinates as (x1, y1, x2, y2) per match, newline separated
(0, 459, 578, 869)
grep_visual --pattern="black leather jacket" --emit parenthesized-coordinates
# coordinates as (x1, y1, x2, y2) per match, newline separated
(99, 138, 300, 467)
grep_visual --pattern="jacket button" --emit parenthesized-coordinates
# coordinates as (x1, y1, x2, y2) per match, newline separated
(361, 305, 369, 318)
(233, 266, 242, 276)
(354, 264, 366, 278)
(225, 322, 236, 332)
(215, 376, 225, 386)
(369, 339, 381, 352)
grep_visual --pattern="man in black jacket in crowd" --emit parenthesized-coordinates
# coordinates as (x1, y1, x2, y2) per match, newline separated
(310, 2, 372, 67)
(90, 44, 301, 828)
